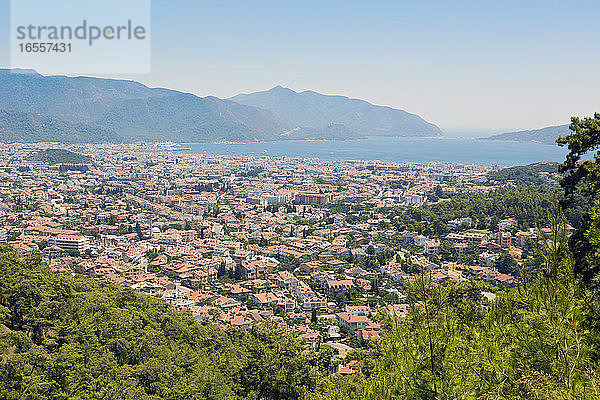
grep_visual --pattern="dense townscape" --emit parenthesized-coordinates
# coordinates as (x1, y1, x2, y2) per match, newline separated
(2, 113, 600, 399)
(0, 143, 563, 367)
(3, 1, 600, 397)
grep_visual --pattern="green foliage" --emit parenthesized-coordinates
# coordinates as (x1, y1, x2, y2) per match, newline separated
(58, 164, 89, 172)
(557, 113, 600, 203)
(487, 162, 559, 185)
(556, 113, 600, 366)
(30, 148, 92, 164)
(557, 113, 600, 315)
(309, 345, 339, 375)
(495, 252, 518, 275)
(392, 186, 561, 236)
(325, 212, 600, 399)
(0, 245, 317, 399)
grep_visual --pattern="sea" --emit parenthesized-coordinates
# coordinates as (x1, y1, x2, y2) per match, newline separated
(175, 136, 567, 166)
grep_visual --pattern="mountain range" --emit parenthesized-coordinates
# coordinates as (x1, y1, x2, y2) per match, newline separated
(0, 69, 441, 143)
(486, 124, 570, 145)
(230, 86, 442, 139)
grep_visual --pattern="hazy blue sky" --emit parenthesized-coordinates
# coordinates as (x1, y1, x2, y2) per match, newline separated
(1, 0, 599, 134)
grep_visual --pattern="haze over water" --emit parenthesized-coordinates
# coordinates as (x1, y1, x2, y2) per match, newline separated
(179, 137, 567, 166)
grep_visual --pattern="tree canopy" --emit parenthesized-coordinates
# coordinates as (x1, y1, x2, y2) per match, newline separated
(0, 246, 318, 400)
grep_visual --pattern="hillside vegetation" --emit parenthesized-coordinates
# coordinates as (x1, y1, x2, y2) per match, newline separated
(391, 185, 577, 234)
(3, 207, 600, 399)
(0, 248, 319, 400)
(31, 148, 92, 164)
(487, 162, 559, 185)
(325, 211, 600, 399)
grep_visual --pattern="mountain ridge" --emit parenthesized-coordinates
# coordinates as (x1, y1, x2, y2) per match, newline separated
(0, 69, 285, 143)
(485, 124, 570, 145)
(0, 69, 442, 143)
(230, 86, 442, 139)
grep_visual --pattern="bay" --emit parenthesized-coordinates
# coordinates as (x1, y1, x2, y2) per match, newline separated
(177, 137, 567, 166)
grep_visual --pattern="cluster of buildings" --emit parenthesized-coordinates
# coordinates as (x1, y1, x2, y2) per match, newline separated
(0, 142, 548, 354)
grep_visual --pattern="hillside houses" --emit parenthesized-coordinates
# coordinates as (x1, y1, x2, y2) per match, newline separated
(0, 142, 533, 352)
